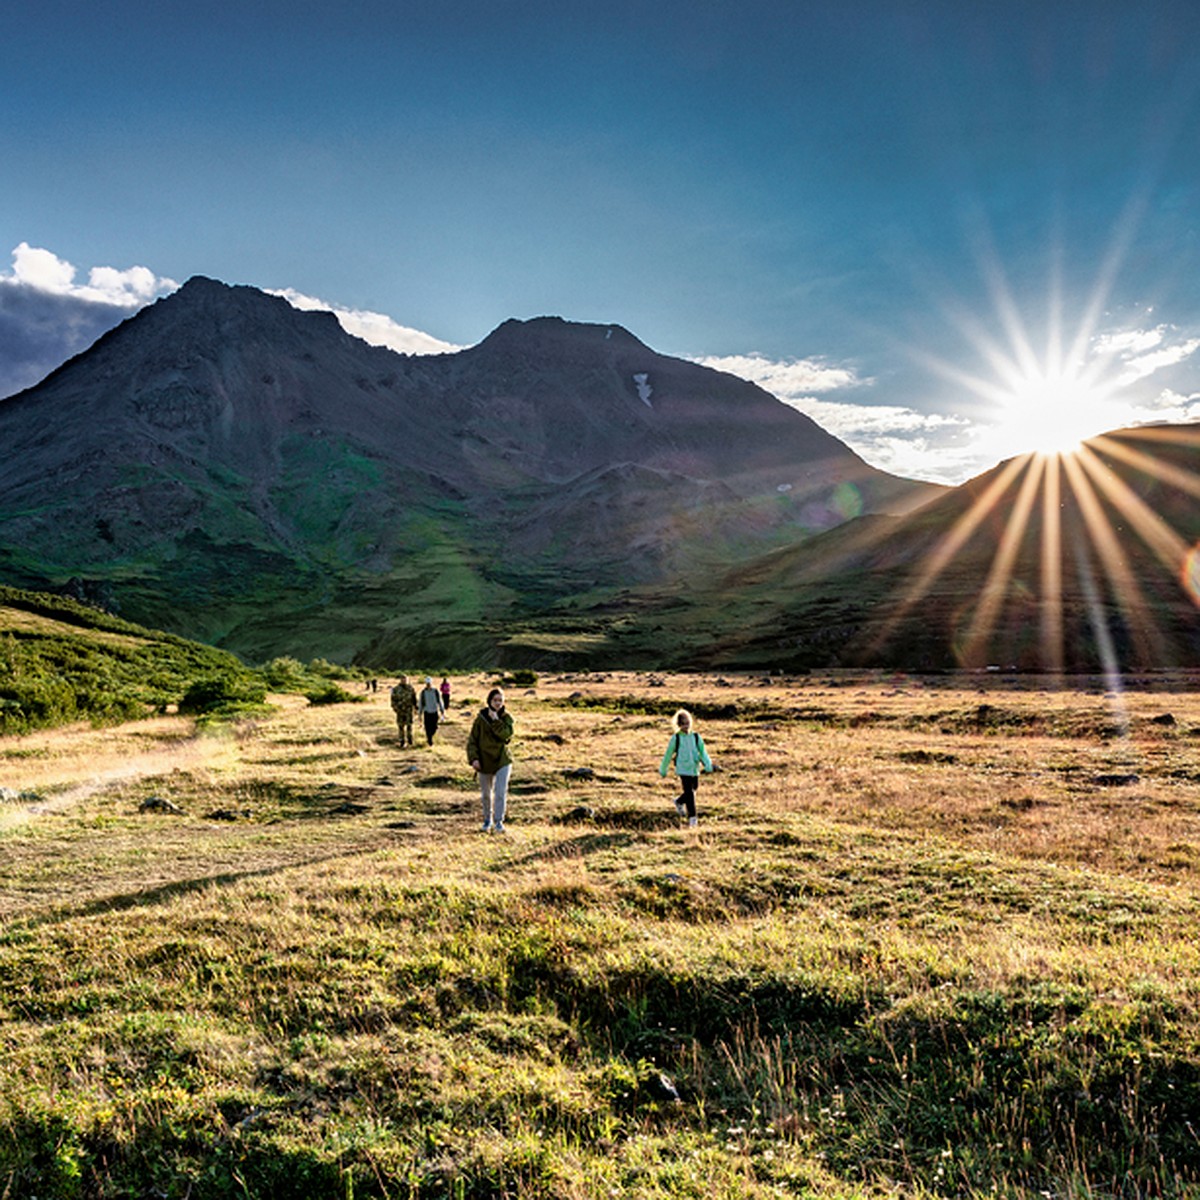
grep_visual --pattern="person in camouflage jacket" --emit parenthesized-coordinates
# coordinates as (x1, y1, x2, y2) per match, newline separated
(390, 675, 418, 746)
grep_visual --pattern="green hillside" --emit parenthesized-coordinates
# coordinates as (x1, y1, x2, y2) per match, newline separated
(0, 586, 267, 735)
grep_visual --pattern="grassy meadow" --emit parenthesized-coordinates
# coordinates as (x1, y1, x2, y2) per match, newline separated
(2, 670, 1200, 1198)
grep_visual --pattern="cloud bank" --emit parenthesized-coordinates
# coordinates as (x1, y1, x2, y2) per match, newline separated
(694, 351, 967, 482)
(267, 288, 463, 356)
(0, 244, 463, 401)
(0, 243, 178, 398)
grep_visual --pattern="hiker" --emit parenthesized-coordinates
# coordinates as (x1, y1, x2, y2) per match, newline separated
(659, 708, 713, 827)
(390, 675, 417, 746)
(418, 676, 446, 745)
(440, 675, 452, 709)
(467, 687, 514, 832)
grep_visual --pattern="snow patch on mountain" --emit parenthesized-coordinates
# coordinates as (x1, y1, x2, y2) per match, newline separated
(633, 373, 653, 407)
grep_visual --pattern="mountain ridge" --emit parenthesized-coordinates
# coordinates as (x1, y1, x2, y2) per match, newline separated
(0, 276, 942, 663)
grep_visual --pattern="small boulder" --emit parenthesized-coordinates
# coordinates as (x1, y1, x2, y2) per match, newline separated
(140, 795, 184, 815)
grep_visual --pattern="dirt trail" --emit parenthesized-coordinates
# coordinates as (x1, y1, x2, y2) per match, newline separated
(0, 714, 236, 830)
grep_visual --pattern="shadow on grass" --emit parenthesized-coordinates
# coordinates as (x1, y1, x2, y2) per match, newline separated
(4, 846, 393, 934)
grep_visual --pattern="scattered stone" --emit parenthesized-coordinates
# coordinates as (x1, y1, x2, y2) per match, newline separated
(205, 808, 254, 821)
(563, 767, 595, 780)
(140, 795, 185, 815)
(1093, 774, 1140, 787)
(384, 820, 417, 830)
(1150, 713, 1177, 726)
(330, 801, 369, 815)
(542, 733, 565, 745)
(556, 805, 597, 824)
(375, 776, 394, 786)
(1001, 796, 1037, 810)
(648, 676, 665, 687)
(399, 764, 421, 774)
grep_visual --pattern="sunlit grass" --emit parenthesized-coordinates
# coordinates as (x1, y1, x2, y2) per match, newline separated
(2, 671, 1199, 1196)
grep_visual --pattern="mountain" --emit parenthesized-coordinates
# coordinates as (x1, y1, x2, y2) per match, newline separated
(0, 276, 940, 664)
(640, 425, 1200, 673)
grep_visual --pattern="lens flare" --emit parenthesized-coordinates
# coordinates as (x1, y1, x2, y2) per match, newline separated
(1184, 543, 1200, 606)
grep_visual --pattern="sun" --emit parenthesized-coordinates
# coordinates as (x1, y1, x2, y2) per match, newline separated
(987, 363, 1123, 458)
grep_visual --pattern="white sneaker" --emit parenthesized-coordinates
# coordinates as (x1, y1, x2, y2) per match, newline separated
(481, 822, 493, 833)
(674, 800, 686, 816)
(688, 816, 698, 827)
(494, 823, 506, 834)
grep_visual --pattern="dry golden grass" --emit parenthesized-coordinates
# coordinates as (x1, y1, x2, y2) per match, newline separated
(2, 669, 1199, 1197)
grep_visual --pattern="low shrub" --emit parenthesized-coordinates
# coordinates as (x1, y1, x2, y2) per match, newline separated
(178, 673, 268, 717)
(305, 683, 363, 706)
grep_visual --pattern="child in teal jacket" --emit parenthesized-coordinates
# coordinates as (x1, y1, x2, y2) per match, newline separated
(659, 708, 713, 826)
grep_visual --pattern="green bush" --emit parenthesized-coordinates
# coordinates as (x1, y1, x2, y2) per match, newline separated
(307, 657, 360, 681)
(261, 656, 309, 690)
(178, 673, 267, 716)
(502, 669, 539, 687)
(304, 682, 362, 706)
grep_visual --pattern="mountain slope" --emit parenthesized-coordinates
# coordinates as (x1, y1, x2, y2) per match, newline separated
(0, 585, 261, 734)
(0, 277, 940, 662)
(652, 425, 1200, 672)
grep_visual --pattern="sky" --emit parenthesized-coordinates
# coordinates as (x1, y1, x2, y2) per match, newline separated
(2, 0, 1199, 485)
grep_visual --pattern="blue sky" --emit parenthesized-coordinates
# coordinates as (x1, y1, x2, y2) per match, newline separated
(2, 0, 1199, 483)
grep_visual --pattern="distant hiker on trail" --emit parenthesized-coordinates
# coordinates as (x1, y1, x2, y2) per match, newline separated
(440, 676, 452, 709)
(467, 687, 514, 833)
(390, 676, 417, 747)
(418, 676, 446, 746)
(659, 708, 713, 827)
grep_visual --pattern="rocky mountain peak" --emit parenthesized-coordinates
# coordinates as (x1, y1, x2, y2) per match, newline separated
(471, 315, 651, 363)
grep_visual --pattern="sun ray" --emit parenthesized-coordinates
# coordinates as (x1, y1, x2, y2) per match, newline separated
(1088, 431, 1200, 500)
(1101, 424, 1200, 451)
(1039, 453, 1064, 675)
(1070, 535, 1129, 730)
(863, 454, 1030, 657)
(1060, 452, 1167, 667)
(1074, 443, 1199, 609)
(961, 454, 1044, 667)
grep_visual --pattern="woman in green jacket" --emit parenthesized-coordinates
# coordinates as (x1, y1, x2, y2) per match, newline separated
(659, 708, 713, 827)
(467, 687, 515, 833)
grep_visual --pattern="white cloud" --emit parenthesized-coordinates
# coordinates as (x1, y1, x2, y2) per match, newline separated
(1117, 337, 1200, 385)
(692, 351, 862, 396)
(0, 243, 461, 399)
(6, 242, 177, 304)
(798, 396, 969, 482)
(1088, 322, 1200, 386)
(9, 243, 77, 292)
(694, 348, 971, 482)
(0, 243, 178, 398)
(1093, 326, 1164, 357)
(268, 288, 463, 356)
(1130, 388, 1200, 423)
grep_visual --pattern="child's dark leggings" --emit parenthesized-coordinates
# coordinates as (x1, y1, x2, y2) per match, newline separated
(676, 774, 698, 818)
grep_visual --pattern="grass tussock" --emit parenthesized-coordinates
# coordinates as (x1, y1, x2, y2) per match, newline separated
(2, 669, 1200, 1197)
